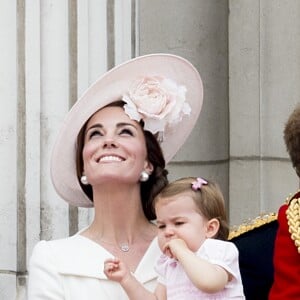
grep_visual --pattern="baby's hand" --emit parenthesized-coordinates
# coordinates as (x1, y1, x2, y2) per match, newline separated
(104, 257, 128, 282)
(163, 238, 188, 259)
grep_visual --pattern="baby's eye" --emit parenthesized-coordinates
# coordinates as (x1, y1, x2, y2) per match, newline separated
(157, 224, 166, 230)
(175, 221, 184, 226)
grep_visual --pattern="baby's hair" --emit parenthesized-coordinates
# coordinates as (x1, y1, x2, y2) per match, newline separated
(153, 177, 229, 240)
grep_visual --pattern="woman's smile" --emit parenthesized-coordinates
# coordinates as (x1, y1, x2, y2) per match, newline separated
(97, 155, 124, 163)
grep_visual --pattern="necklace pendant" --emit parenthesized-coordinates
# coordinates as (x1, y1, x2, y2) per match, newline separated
(120, 243, 129, 252)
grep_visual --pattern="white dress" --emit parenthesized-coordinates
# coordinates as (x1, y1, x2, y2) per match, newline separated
(27, 234, 160, 300)
(155, 239, 245, 300)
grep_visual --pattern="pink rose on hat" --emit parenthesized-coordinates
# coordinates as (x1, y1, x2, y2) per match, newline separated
(122, 76, 191, 135)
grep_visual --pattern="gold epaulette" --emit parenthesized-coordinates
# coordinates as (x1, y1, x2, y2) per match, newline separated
(286, 197, 300, 254)
(228, 213, 277, 240)
(285, 190, 300, 205)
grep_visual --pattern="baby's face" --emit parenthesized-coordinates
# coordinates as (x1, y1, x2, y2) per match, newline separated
(155, 194, 209, 253)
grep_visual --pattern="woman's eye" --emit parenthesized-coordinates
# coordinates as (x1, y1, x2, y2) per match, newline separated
(88, 130, 102, 139)
(120, 128, 133, 136)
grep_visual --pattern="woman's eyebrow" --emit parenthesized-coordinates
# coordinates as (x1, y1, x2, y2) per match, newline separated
(86, 123, 103, 131)
(116, 122, 137, 129)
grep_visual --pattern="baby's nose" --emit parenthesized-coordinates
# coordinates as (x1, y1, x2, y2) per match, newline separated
(164, 226, 175, 237)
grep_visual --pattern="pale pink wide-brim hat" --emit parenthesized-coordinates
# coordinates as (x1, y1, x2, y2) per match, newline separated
(51, 53, 203, 207)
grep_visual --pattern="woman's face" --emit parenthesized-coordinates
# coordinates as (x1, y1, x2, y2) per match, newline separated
(155, 194, 209, 253)
(82, 106, 152, 186)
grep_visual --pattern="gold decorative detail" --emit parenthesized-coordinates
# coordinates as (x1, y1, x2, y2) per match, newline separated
(228, 213, 277, 240)
(286, 197, 300, 254)
(285, 193, 294, 204)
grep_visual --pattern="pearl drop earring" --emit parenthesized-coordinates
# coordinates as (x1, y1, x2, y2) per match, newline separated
(140, 171, 149, 182)
(80, 175, 89, 185)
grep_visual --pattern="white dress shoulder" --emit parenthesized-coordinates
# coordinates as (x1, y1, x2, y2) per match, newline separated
(27, 234, 160, 300)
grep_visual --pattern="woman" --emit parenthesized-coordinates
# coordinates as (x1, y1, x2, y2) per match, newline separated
(27, 53, 203, 299)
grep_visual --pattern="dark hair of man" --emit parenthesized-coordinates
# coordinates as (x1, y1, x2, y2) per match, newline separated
(284, 105, 300, 178)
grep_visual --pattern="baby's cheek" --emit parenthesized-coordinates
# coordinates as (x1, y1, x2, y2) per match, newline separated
(157, 235, 166, 252)
(188, 237, 205, 252)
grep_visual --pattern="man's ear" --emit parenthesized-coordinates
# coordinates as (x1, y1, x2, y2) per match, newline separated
(205, 218, 220, 238)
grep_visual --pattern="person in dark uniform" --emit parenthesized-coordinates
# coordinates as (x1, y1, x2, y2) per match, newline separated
(229, 213, 278, 300)
(230, 105, 300, 300)
(269, 105, 300, 299)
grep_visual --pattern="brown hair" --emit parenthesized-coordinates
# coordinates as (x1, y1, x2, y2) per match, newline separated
(284, 105, 300, 178)
(76, 101, 168, 220)
(153, 177, 229, 240)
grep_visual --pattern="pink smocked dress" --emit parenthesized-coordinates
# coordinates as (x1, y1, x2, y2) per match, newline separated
(155, 238, 245, 300)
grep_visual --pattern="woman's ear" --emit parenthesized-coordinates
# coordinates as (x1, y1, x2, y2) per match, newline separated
(144, 160, 154, 175)
(205, 218, 220, 238)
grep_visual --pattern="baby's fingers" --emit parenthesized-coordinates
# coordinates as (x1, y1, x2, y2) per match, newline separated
(104, 257, 120, 274)
(162, 244, 174, 258)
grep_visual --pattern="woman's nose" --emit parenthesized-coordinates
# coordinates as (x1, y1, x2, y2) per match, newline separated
(103, 136, 118, 148)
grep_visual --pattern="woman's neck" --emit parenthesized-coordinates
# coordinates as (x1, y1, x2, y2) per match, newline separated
(84, 182, 154, 245)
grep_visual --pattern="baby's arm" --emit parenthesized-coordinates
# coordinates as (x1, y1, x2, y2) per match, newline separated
(104, 257, 129, 282)
(165, 239, 229, 293)
(104, 258, 166, 300)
